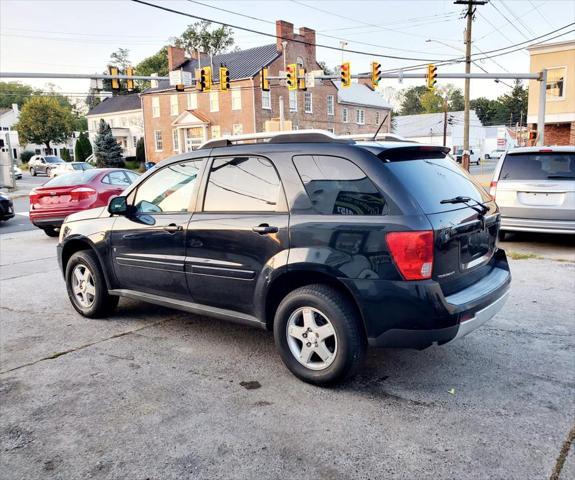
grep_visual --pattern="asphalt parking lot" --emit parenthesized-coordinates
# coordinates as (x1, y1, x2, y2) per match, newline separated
(1, 228, 574, 480)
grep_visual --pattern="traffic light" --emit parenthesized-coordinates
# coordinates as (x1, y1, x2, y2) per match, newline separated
(125, 67, 135, 91)
(260, 67, 270, 91)
(340, 62, 351, 88)
(371, 62, 381, 88)
(197, 66, 212, 92)
(220, 65, 230, 91)
(108, 66, 120, 90)
(286, 64, 297, 91)
(298, 67, 306, 90)
(426, 64, 438, 90)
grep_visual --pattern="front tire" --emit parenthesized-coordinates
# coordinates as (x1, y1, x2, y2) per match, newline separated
(65, 250, 119, 318)
(273, 284, 366, 386)
(30, 167, 36, 176)
(42, 227, 59, 237)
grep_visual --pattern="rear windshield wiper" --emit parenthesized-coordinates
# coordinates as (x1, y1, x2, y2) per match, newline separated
(440, 196, 489, 216)
(547, 175, 575, 179)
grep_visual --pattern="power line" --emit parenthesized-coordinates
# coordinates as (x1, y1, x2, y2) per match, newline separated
(528, 0, 553, 29)
(490, 1, 531, 41)
(499, 0, 536, 37)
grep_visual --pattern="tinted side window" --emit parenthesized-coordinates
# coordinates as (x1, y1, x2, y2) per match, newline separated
(293, 155, 386, 215)
(203, 156, 282, 212)
(133, 159, 204, 214)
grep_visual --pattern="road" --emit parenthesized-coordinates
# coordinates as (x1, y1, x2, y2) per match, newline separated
(0, 172, 48, 235)
(1, 228, 574, 479)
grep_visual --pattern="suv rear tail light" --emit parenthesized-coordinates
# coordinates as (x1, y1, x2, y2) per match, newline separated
(386, 230, 434, 280)
(70, 187, 97, 202)
(489, 181, 497, 200)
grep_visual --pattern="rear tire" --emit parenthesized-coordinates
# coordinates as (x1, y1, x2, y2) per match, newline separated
(65, 250, 119, 318)
(273, 284, 366, 386)
(42, 227, 59, 237)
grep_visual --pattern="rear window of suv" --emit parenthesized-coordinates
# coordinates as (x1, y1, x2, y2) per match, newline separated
(499, 152, 575, 181)
(385, 156, 490, 214)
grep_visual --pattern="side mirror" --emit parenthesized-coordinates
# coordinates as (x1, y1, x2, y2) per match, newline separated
(108, 196, 128, 215)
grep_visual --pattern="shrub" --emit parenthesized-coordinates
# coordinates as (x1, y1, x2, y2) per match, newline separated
(20, 150, 35, 164)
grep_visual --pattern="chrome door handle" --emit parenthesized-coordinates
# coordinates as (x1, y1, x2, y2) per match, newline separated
(252, 224, 278, 235)
(163, 224, 183, 233)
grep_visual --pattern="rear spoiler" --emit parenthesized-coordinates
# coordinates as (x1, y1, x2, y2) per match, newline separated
(375, 145, 451, 162)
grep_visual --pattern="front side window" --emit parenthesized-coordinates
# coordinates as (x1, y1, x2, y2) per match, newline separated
(304, 92, 313, 113)
(342, 107, 348, 123)
(204, 156, 282, 212)
(154, 130, 163, 151)
(133, 159, 204, 214)
(102, 171, 131, 186)
(289, 90, 297, 112)
(546, 67, 566, 99)
(293, 155, 386, 216)
(209, 92, 219, 112)
(327, 95, 334, 116)
(262, 90, 271, 110)
(152, 96, 160, 117)
(170, 95, 179, 116)
(231, 88, 242, 110)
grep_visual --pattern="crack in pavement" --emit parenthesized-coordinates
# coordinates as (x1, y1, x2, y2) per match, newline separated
(0, 317, 177, 375)
(484, 327, 575, 338)
(0, 255, 57, 267)
(550, 422, 575, 480)
(1, 268, 60, 281)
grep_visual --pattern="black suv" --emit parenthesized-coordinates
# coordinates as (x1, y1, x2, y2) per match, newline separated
(57, 133, 511, 385)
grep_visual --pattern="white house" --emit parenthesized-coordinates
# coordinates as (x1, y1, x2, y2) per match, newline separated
(86, 94, 144, 158)
(394, 110, 486, 156)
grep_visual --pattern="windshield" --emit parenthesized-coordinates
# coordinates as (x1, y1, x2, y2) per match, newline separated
(72, 163, 93, 171)
(386, 156, 490, 214)
(44, 170, 100, 187)
(500, 152, 575, 180)
(45, 156, 64, 163)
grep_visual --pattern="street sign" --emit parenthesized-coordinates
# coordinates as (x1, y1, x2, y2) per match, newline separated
(169, 70, 192, 88)
(304, 70, 324, 88)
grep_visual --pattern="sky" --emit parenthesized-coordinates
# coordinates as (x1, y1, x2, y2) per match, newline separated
(1, 0, 574, 105)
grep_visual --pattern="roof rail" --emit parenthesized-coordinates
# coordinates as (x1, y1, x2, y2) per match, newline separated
(198, 129, 355, 150)
(338, 133, 413, 143)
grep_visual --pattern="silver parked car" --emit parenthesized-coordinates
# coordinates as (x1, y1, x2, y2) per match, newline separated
(490, 146, 575, 239)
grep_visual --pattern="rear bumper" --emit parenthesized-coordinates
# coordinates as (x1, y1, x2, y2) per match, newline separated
(342, 249, 511, 349)
(0, 201, 15, 220)
(501, 216, 575, 234)
(30, 216, 66, 228)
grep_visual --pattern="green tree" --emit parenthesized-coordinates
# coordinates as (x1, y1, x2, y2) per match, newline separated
(136, 47, 169, 89)
(399, 86, 428, 115)
(136, 137, 146, 165)
(93, 120, 123, 167)
(420, 90, 443, 113)
(61, 148, 71, 162)
(174, 21, 234, 57)
(74, 132, 93, 162)
(20, 150, 35, 164)
(499, 80, 528, 125)
(110, 48, 131, 69)
(449, 88, 465, 111)
(15, 97, 73, 154)
(0, 82, 38, 108)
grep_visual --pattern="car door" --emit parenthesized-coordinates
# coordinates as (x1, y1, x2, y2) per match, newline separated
(186, 155, 289, 315)
(110, 158, 206, 299)
(37, 157, 47, 174)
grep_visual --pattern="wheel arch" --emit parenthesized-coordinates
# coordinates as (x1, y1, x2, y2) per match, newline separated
(61, 237, 114, 289)
(263, 268, 367, 336)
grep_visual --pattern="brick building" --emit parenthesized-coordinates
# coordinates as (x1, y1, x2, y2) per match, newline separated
(141, 20, 391, 163)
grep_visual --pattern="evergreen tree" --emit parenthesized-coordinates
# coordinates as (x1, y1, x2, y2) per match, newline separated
(136, 137, 146, 166)
(93, 120, 123, 168)
(61, 148, 71, 162)
(74, 132, 93, 162)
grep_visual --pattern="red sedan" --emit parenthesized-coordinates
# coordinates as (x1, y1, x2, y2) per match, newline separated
(29, 168, 139, 237)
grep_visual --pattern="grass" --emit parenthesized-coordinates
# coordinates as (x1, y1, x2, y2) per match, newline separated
(507, 251, 540, 260)
(123, 160, 145, 172)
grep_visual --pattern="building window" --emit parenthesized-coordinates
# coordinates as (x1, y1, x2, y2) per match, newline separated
(304, 92, 313, 114)
(211, 125, 221, 138)
(187, 93, 198, 109)
(342, 107, 349, 123)
(152, 97, 160, 118)
(110, 118, 115, 127)
(356, 109, 365, 125)
(231, 88, 242, 110)
(172, 129, 179, 152)
(232, 123, 243, 136)
(154, 130, 163, 151)
(375, 111, 381, 125)
(262, 90, 271, 110)
(209, 92, 219, 112)
(133, 136, 137, 147)
(289, 90, 297, 112)
(327, 95, 334, 116)
(170, 95, 179, 116)
(546, 67, 566, 99)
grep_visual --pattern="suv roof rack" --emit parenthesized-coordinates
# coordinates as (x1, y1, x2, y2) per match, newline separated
(198, 129, 354, 150)
(338, 133, 413, 143)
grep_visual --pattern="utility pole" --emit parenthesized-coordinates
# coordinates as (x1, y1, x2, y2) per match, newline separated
(455, 0, 488, 171)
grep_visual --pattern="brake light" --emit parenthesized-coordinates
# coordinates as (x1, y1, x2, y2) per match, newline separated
(70, 187, 96, 202)
(386, 231, 434, 280)
(489, 181, 497, 200)
(29, 189, 38, 208)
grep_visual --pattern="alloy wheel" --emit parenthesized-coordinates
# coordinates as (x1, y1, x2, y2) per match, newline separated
(71, 264, 96, 308)
(286, 307, 337, 371)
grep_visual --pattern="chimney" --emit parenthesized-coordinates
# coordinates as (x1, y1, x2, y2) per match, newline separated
(276, 20, 294, 52)
(298, 27, 316, 59)
(167, 46, 187, 71)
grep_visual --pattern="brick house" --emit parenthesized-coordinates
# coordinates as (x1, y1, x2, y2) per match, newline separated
(141, 20, 391, 163)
